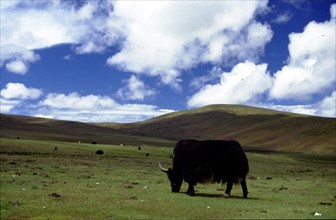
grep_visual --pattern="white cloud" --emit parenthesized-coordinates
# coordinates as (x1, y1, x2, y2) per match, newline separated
(210, 21, 273, 65)
(35, 106, 174, 123)
(0, 82, 42, 100)
(2, 2, 73, 50)
(187, 61, 273, 108)
(117, 75, 156, 101)
(63, 55, 72, 60)
(0, 0, 120, 73)
(5, 60, 27, 74)
(107, 1, 270, 88)
(259, 91, 336, 118)
(0, 86, 175, 122)
(1, 44, 40, 74)
(270, 6, 336, 100)
(0, 98, 20, 113)
(40, 93, 117, 111)
(187, 4, 336, 118)
(0, 82, 42, 114)
(34, 114, 54, 119)
(2, 1, 271, 88)
(272, 11, 293, 24)
(37, 92, 174, 123)
(332, 4, 336, 18)
(316, 91, 336, 117)
(261, 104, 317, 116)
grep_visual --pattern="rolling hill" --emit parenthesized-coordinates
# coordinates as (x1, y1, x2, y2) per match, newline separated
(100, 105, 336, 154)
(1, 104, 335, 154)
(0, 113, 174, 147)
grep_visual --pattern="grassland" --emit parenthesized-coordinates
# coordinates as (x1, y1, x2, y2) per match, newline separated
(1, 138, 335, 219)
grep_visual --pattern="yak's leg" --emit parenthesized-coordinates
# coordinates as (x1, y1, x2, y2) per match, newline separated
(241, 179, 248, 198)
(183, 167, 195, 196)
(224, 181, 233, 198)
(187, 183, 195, 196)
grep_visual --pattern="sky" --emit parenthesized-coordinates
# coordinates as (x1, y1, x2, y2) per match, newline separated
(1, 0, 335, 123)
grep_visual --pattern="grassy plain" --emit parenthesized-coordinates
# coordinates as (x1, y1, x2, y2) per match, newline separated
(0, 138, 335, 219)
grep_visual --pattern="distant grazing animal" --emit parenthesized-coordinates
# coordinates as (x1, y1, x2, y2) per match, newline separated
(159, 139, 249, 198)
(96, 150, 104, 155)
(54, 147, 58, 151)
(91, 141, 97, 145)
(146, 153, 149, 157)
(138, 147, 142, 150)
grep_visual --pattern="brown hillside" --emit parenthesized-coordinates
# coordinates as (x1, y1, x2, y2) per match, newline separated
(103, 105, 336, 154)
(1, 105, 335, 154)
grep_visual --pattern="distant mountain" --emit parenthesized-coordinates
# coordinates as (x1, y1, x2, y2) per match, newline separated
(1, 104, 335, 154)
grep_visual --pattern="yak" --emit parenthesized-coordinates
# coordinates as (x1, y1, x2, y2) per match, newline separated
(159, 139, 249, 198)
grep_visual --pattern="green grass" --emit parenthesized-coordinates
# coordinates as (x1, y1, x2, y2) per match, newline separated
(1, 138, 335, 219)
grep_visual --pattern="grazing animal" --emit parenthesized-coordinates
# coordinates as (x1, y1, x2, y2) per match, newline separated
(138, 147, 142, 150)
(96, 150, 104, 155)
(54, 147, 58, 151)
(91, 141, 97, 145)
(159, 139, 249, 198)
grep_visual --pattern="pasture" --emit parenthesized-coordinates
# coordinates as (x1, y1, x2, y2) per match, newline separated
(0, 138, 335, 219)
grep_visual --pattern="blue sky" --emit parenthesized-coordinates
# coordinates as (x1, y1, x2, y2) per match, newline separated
(1, 0, 335, 122)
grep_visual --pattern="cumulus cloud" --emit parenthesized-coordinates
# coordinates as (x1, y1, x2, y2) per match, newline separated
(35, 105, 174, 123)
(0, 98, 20, 113)
(332, 4, 336, 18)
(0, 82, 42, 113)
(0, 0, 120, 73)
(187, 61, 273, 108)
(5, 60, 27, 74)
(188, 4, 336, 119)
(1, 44, 40, 74)
(270, 6, 336, 100)
(2, 1, 334, 120)
(211, 21, 273, 65)
(107, 1, 271, 88)
(117, 75, 156, 101)
(261, 104, 317, 116)
(40, 93, 117, 110)
(316, 91, 336, 117)
(0, 82, 42, 100)
(37, 92, 174, 122)
(0, 83, 173, 122)
(261, 91, 336, 118)
(2, 1, 271, 88)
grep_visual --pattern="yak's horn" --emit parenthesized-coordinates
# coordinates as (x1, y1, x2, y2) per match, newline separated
(158, 162, 169, 173)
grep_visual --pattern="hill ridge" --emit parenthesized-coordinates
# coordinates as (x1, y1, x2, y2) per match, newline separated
(1, 104, 335, 154)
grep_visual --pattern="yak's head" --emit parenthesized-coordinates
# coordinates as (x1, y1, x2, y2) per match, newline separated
(159, 163, 182, 193)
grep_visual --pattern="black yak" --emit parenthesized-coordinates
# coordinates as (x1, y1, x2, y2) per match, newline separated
(159, 139, 249, 198)
(96, 150, 104, 155)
